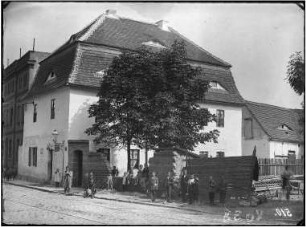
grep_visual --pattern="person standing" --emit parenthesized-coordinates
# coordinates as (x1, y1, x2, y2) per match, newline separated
(218, 176, 227, 204)
(111, 166, 119, 190)
(122, 172, 129, 192)
(281, 165, 293, 201)
(208, 176, 216, 205)
(54, 168, 61, 188)
(165, 171, 174, 203)
(188, 174, 196, 204)
(180, 168, 189, 203)
(64, 166, 73, 195)
(150, 171, 159, 202)
(143, 163, 150, 194)
(194, 174, 199, 204)
(88, 171, 96, 198)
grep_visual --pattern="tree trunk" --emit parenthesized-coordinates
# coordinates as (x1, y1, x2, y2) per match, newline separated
(127, 139, 131, 171)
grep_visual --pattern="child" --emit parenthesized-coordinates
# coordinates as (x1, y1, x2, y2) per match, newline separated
(107, 174, 113, 191)
(54, 169, 61, 188)
(64, 166, 73, 195)
(187, 174, 196, 204)
(122, 172, 128, 192)
(150, 171, 159, 202)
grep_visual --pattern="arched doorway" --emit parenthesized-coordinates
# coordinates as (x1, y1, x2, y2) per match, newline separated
(72, 150, 83, 187)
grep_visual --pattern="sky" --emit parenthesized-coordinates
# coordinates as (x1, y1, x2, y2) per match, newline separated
(3, 2, 304, 109)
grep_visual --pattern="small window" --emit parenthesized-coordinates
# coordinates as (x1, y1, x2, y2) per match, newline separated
(288, 150, 296, 159)
(45, 72, 56, 83)
(244, 118, 253, 139)
(28, 147, 37, 167)
(216, 151, 225, 158)
(97, 148, 110, 162)
(277, 124, 292, 131)
(130, 149, 140, 169)
(51, 99, 55, 119)
(210, 81, 218, 88)
(33, 104, 37, 123)
(216, 109, 224, 127)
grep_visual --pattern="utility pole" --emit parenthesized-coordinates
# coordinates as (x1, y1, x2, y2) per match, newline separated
(33, 38, 35, 51)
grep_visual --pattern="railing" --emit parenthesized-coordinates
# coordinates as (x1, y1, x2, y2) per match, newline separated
(258, 158, 304, 176)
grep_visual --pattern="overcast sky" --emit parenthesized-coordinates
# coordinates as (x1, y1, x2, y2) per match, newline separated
(3, 2, 304, 108)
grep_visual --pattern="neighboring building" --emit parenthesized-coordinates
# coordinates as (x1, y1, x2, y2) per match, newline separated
(242, 101, 304, 159)
(20, 10, 244, 184)
(2, 51, 50, 171)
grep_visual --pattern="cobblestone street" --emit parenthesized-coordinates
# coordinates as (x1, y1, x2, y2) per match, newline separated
(3, 184, 227, 225)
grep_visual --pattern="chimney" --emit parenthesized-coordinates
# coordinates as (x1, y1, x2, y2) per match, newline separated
(156, 20, 170, 32)
(106, 9, 117, 15)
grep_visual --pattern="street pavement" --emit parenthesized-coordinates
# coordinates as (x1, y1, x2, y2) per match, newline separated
(3, 184, 227, 225)
(2, 183, 303, 225)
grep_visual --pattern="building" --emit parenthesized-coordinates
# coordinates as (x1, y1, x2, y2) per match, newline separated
(242, 101, 304, 159)
(2, 51, 50, 171)
(19, 10, 244, 185)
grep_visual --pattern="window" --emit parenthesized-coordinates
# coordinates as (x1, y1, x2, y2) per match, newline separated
(216, 109, 224, 127)
(130, 149, 140, 168)
(244, 118, 253, 139)
(216, 151, 225, 158)
(21, 105, 24, 125)
(9, 139, 12, 158)
(51, 99, 55, 119)
(210, 81, 218, 88)
(28, 147, 37, 167)
(33, 104, 37, 122)
(23, 74, 28, 88)
(17, 106, 20, 126)
(10, 108, 13, 126)
(199, 151, 209, 158)
(278, 124, 292, 131)
(97, 148, 110, 162)
(288, 150, 296, 159)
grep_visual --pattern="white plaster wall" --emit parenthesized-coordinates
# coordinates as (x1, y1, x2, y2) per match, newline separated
(111, 146, 155, 177)
(269, 141, 301, 158)
(68, 87, 99, 150)
(241, 106, 270, 157)
(193, 103, 242, 157)
(20, 87, 70, 181)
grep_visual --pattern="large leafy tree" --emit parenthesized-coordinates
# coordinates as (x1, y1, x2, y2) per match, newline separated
(286, 51, 305, 134)
(86, 41, 219, 170)
(286, 51, 305, 95)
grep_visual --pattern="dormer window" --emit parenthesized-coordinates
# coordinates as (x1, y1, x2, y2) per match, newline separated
(94, 69, 106, 79)
(45, 71, 56, 83)
(142, 41, 166, 49)
(277, 124, 292, 131)
(209, 81, 225, 90)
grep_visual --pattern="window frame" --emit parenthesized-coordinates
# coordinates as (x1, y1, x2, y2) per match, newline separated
(28, 147, 38, 167)
(130, 149, 140, 168)
(216, 151, 225, 158)
(244, 118, 253, 139)
(33, 104, 37, 123)
(216, 109, 224, 128)
(50, 99, 55, 119)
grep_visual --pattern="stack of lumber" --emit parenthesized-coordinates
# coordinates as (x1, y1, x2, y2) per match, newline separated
(254, 176, 282, 192)
(187, 156, 258, 201)
(83, 153, 111, 189)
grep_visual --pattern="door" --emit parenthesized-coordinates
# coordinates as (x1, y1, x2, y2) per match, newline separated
(48, 150, 53, 181)
(72, 150, 83, 187)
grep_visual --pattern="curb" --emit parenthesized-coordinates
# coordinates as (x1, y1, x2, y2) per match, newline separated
(5, 182, 216, 215)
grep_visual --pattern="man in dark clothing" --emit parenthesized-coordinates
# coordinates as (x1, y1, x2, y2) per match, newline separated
(165, 171, 174, 202)
(209, 176, 216, 205)
(281, 165, 293, 201)
(111, 166, 119, 190)
(180, 169, 189, 203)
(143, 163, 150, 194)
(218, 176, 227, 204)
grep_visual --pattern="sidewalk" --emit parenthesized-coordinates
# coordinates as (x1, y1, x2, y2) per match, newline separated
(3, 179, 221, 215)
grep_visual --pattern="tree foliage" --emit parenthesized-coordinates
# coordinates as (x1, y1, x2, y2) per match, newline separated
(86, 41, 219, 169)
(286, 51, 305, 95)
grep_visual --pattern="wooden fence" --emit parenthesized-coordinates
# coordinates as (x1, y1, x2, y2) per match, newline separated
(258, 158, 304, 176)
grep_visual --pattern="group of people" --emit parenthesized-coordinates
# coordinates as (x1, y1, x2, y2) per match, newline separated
(180, 168, 227, 205)
(122, 164, 150, 192)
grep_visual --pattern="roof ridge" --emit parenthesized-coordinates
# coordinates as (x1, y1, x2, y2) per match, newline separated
(246, 100, 295, 112)
(169, 27, 231, 68)
(79, 14, 106, 41)
(68, 43, 83, 84)
(118, 15, 156, 26)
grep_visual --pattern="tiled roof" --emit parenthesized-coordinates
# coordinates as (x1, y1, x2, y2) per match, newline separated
(246, 101, 304, 143)
(26, 12, 243, 106)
